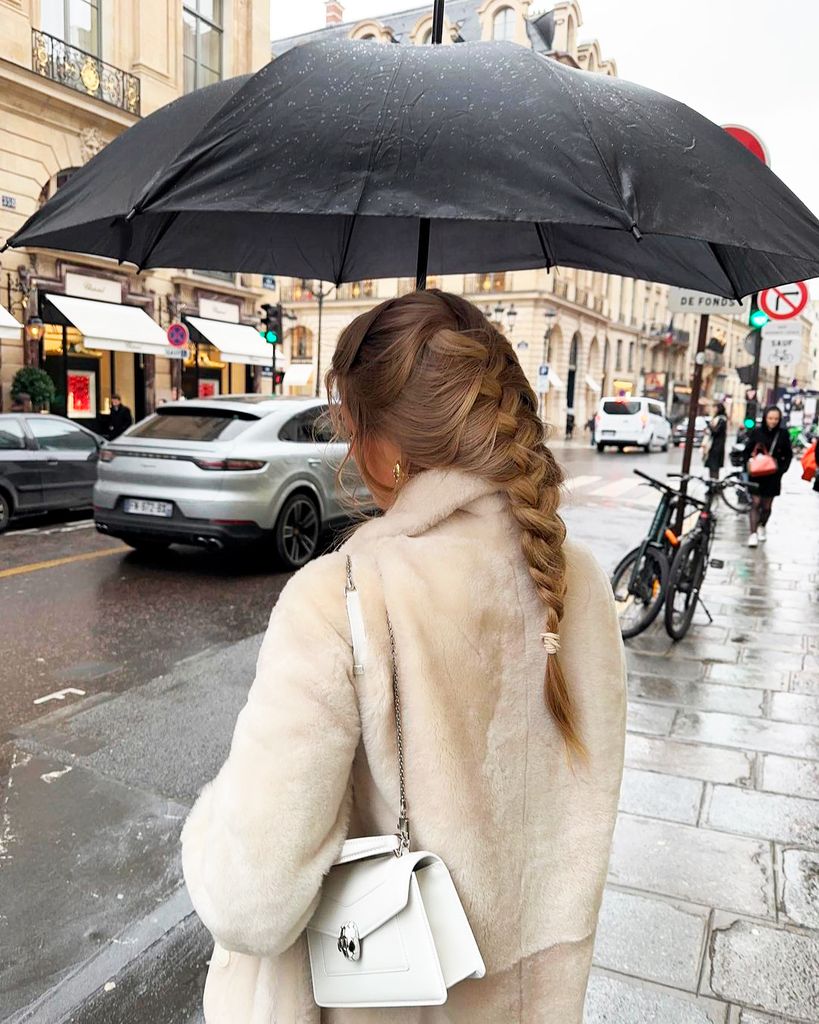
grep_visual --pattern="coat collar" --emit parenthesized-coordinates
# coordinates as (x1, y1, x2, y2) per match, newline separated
(347, 468, 507, 544)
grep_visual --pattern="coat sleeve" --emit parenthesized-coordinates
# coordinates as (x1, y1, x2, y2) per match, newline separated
(181, 555, 360, 957)
(778, 428, 793, 473)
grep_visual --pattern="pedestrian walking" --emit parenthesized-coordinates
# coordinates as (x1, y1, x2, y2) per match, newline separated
(106, 394, 132, 439)
(585, 413, 596, 447)
(181, 290, 626, 1024)
(744, 405, 793, 548)
(702, 402, 727, 480)
(565, 407, 575, 440)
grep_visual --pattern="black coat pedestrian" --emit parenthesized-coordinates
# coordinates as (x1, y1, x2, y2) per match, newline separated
(704, 414, 727, 471)
(743, 422, 793, 497)
(107, 403, 133, 439)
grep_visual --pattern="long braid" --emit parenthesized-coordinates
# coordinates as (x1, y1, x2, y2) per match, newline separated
(328, 289, 585, 759)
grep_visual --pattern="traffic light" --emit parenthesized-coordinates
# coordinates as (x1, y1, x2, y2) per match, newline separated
(259, 303, 283, 344)
(273, 369, 285, 388)
(743, 389, 758, 430)
(748, 294, 769, 330)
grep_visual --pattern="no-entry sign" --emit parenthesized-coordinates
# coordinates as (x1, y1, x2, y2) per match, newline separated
(167, 321, 190, 347)
(722, 124, 770, 166)
(759, 282, 808, 321)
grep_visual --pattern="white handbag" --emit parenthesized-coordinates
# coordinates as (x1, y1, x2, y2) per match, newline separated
(305, 556, 486, 1008)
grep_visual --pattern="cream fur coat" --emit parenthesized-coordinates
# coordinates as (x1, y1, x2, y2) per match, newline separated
(181, 467, 626, 1023)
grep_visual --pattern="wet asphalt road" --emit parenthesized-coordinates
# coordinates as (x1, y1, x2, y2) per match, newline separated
(0, 441, 685, 739)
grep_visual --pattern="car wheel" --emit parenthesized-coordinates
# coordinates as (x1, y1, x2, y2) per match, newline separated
(0, 490, 11, 534)
(596, 442, 605, 453)
(274, 492, 321, 570)
(120, 535, 170, 553)
(661, 439, 669, 452)
(643, 435, 653, 453)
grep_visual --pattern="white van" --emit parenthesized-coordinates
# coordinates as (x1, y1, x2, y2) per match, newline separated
(595, 396, 671, 453)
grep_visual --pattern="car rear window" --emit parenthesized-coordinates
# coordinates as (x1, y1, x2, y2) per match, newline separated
(128, 409, 257, 442)
(603, 401, 641, 416)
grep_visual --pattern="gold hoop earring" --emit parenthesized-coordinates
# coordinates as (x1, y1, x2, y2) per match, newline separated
(393, 461, 402, 484)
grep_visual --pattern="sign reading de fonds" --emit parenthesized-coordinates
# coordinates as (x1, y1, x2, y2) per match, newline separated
(667, 288, 751, 317)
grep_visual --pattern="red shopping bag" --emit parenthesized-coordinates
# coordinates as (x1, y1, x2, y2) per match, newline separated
(801, 440, 816, 482)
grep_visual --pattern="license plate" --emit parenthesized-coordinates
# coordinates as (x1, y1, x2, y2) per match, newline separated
(123, 498, 173, 518)
(602, 430, 615, 436)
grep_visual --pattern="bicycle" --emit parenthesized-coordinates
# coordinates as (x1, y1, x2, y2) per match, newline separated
(610, 470, 687, 639)
(663, 473, 755, 640)
(719, 470, 753, 515)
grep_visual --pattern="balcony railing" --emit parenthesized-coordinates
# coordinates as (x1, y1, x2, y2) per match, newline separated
(32, 29, 140, 115)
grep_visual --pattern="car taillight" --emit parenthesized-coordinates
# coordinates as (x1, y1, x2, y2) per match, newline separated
(193, 458, 267, 471)
(99, 449, 116, 462)
(595, 414, 601, 424)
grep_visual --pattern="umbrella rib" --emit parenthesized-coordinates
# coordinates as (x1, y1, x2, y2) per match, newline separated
(335, 52, 406, 285)
(534, 222, 556, 270)
(135, 212, 181, 272)
(706, 242, 743, 301)
(539, 58, 637, 234)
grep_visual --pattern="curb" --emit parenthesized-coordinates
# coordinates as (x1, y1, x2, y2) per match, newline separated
(5, 888, 209, 1024)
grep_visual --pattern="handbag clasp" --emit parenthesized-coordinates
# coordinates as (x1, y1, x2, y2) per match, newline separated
(337, 921, 361, 961)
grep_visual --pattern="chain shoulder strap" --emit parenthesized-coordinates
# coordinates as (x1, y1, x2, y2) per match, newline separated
(345, 556, 410, 855)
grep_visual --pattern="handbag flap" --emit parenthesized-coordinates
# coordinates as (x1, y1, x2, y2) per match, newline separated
(334, 834, 400, 865)
(309, 850, 440, 940)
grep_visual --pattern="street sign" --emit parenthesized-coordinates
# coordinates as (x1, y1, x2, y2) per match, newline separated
(667, 288, 750, 317)
(721, 124, 770, 166)
(536, 364, 550, 394)
(758, 282, 808, 321)
(167, 321, 190, 348)
(760, 321, 801, 367)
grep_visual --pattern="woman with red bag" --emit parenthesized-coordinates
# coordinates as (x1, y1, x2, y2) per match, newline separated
(743, 406, 793, 548)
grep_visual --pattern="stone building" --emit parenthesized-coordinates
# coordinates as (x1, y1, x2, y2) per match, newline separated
(0, 0, 273, 430)
(271, 0, 814, 429)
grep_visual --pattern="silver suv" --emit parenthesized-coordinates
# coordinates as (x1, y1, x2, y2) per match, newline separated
(94, 396, 369, 569)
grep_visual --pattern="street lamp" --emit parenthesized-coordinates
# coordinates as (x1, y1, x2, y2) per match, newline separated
(307, 280, 334, 398)
(24, 315, 45, 344)
(540, 308, 558, 421)
(486, 301, 518, 333)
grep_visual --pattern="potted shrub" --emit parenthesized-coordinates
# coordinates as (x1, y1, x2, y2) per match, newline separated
(11, 367, 56, 412)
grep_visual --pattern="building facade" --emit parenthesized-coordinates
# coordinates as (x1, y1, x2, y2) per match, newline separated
(270, 0, 816, 429)
(0, 0, 273, 431)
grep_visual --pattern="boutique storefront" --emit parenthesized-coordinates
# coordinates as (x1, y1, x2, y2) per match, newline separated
(182, 298, 272, 398)
(38, 272, 178, 435)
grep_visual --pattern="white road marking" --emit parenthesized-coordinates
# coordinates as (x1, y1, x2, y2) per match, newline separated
(590, 477, 646, 498)
(563, 475, 602, 492)
(10, 521, 94, 538)
(33, 687, 86, 705)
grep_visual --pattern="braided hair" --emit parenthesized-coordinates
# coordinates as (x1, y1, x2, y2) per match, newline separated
(327, 289, 584, 759)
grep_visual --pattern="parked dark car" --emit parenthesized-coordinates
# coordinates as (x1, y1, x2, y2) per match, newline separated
(672, 416, 708, 448)
(0, 413, 103, 532)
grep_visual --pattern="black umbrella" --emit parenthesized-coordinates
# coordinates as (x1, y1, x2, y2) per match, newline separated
(7, 35, 819, 296)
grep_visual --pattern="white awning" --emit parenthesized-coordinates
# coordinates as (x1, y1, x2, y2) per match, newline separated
(585, 374, 601, 393)
(283, 363, 314, 387)
(548, 369, 564, 390)
(0, 305, 23, 341)
(186, 316, 273, 366)
(47, 295, 186, 359)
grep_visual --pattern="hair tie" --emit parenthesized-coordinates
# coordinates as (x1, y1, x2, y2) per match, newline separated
(541, 632, 560, 655)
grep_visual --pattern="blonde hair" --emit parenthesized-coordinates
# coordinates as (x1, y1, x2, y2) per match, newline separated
(327, 289, 584, 759)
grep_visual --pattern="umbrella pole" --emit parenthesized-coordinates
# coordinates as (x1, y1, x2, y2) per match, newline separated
(675, 313, 709, 535)
(415, 0, 447, 291)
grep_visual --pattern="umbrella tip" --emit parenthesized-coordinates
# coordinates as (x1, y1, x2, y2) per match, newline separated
(631, 224, 643, 242)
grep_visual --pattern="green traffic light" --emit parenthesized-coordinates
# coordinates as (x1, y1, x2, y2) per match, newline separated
(749, 308, 769, 329)
(266, 330, 278, 343)
(743, 417, 755, 429)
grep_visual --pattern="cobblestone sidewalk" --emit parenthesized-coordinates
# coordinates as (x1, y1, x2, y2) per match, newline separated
(585, 470, 819, 1024)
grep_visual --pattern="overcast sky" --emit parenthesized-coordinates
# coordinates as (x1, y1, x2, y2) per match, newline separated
(271, 0, 819, 290)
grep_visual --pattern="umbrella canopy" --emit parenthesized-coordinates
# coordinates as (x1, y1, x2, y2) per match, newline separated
(8, 38, 819, 297)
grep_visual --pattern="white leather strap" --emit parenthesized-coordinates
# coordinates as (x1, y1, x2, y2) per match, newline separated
(345, 555, 367, 677)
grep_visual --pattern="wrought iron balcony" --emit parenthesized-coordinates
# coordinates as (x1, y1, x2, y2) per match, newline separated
(32, 29, 140, 115)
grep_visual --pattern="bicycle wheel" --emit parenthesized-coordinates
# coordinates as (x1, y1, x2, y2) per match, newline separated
(664, 532, 708, 640)
(611, 545, 669, 639)
(721, 474, 752, 514)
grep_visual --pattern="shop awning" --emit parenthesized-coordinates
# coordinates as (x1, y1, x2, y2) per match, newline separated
(585, 374, 601, 393)
(0, 305, 23, 341)
(46, 295, 186, 359)
(283, 363, 314, 387)
(548, 369, 564, 390)
(186, 316, 273, 366)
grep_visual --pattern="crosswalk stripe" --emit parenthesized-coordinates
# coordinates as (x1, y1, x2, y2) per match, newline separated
(564, 475, 602, 492)
(589, 477, 644, 498)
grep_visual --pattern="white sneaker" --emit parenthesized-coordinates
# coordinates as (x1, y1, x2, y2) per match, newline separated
(748, 533, 759, 548)
(758, 526, 767, 542)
